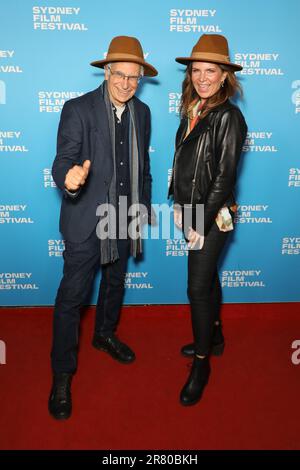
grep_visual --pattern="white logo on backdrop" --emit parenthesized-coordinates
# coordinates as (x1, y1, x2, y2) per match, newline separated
(235, 53, 284, 75)
(0, 273, 39, 290)
(234, 205, 272, 224)
(32, 6, 88, 31)
(0, 131, 28, 153)
(169, 9, 221, 33)
(0, 50, 23, 73)
(0, 205, 34, 224)
(221, 270, 266, 288)
(125, 272, 153, 289)
(38, 91, 84, 112)
(288, 168, 300, 187)
(169, 92, 181, 114)
(281, 237, 300, 255)
(166, 239, 188, 257)
(48, 240, 65, 257)
(243, 131, 278, 153)
(43, 169, 56, 188)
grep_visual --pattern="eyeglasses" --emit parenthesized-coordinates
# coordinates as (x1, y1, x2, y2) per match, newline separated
(107, 65, 142, 85)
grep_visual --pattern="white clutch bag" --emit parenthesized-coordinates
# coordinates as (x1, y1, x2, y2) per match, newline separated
(215, 206, 234, 232)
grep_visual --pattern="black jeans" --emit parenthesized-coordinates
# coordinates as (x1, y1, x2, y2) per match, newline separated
(187, 221, 231, 356)
(51, 230, 130, 374)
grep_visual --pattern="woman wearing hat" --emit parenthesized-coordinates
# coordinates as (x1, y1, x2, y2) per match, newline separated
(169, 34, 247, 406)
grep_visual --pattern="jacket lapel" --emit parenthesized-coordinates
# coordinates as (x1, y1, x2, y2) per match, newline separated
(181, 115, 210, 145)
(176, 118, 188, 147)
(90, 85, 112, 155)
(131, 98, 144, 181)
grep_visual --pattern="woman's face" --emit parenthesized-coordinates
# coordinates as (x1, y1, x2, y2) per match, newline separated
(191, 61, 227, 103)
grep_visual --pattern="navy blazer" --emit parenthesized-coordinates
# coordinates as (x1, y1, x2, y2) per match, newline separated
(52, 84, 152, 243)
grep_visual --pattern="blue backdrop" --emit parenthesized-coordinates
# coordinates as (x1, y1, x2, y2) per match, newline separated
(1, 0, 299, 306)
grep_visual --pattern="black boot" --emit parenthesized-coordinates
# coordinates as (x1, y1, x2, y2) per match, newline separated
(48, 373, 72, 420)
(180, 356, 211, 406)
(211, 321, 225, 356)
(181, 322, 225, 357)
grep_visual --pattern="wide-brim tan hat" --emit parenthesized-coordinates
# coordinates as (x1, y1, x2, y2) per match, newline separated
(176, 34, 242, 71)
(91, 35, 158, 77)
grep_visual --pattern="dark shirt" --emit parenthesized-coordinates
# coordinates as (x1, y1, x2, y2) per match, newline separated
(112, 103, 131, 237)
(112, 103, 131, 199)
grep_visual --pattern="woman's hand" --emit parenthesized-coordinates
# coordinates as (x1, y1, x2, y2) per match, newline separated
(173, 206, 182, 229)
(187, 227, 205, 250)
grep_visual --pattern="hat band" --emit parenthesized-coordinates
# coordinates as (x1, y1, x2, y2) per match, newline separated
(191, 52, 230, 63)
(105, 52, 145, 63)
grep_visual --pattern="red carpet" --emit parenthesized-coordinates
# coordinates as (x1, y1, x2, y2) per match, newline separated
(0, 303, 299, 450)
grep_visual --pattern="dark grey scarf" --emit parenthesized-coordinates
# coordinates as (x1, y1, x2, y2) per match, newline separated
(100, 81, 141, 265)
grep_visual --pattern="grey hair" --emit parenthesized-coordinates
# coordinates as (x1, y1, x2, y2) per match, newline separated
(105, 63, 144, 76)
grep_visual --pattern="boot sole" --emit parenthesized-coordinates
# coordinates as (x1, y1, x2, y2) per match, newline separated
(48, 403, 72, 420)
(180, 396, 203, 406)
(92, 340, 136, 364)
(49, 410, 72, 420)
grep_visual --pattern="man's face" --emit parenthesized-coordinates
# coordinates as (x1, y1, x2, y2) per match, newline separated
(105, 62, 141, 106)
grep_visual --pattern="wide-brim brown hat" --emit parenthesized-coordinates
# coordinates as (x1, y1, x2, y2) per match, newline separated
(91, 35, 158, 77)
(175, 34, 242, 71)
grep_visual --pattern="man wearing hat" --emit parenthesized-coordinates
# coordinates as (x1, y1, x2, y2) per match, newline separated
(49, 36, 158, 420)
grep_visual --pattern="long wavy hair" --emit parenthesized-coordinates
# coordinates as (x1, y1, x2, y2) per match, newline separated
(180, 62, 243, 121)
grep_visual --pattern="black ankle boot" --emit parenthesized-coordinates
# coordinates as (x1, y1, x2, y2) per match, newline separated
(181, 322, 225, 357)
(212, 322, 225, 356)
(180, 356, 211, 406)
(48, 373, 73, 420)
(180, 342, 195, 357)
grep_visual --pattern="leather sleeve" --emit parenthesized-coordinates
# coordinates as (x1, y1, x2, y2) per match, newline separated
(168, 118, 187, 199)
(52, 100, 83, 198)
(203, 108, 247, 235)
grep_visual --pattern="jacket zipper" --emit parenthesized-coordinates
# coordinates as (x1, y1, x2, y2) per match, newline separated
(190, 138, 203, 204)
(206, 161, 212, 181)
(171, 149, 178, 199)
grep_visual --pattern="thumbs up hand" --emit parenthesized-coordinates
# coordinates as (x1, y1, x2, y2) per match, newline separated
(65, 160, 91, 191)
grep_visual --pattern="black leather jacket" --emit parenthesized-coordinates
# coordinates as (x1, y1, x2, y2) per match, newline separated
(168, 100, 247, 235)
